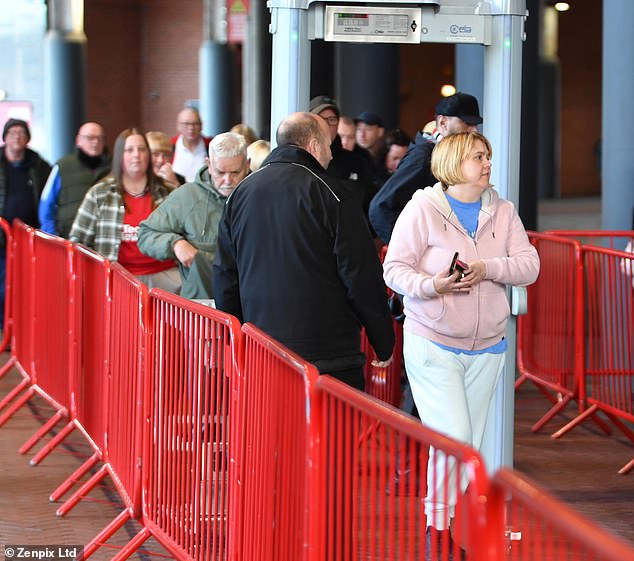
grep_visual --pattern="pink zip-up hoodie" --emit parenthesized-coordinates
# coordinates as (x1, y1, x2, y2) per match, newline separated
(383, 183, 540, 351)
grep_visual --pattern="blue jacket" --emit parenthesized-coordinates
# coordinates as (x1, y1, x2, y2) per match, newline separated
(368, 131, 438, 244)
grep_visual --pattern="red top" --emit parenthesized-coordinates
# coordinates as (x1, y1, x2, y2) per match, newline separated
(118, 192, 177, 275)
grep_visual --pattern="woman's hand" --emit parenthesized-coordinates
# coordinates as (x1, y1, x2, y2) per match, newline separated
(433, 268, 464, 293)
(433, 260, 486, 294)
(460, 260, 486, 286)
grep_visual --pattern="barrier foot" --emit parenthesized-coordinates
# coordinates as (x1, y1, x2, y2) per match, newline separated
(20, 409, 67, 454)
(77, 509, 133, 561)
(551, 404, 601, 439)
(0, 355, 16, 380)
(618, 458, 634, 475)
(514, 373, 527, 390)
(603, 410, 634, 444)
(50, 451, 101, 503)
(110, 527, 151, 561)
(0, 384, 34, 427)
(56, 463, 108, 517)
(30, 420, 76, 466)
(532, 394, 572, 433)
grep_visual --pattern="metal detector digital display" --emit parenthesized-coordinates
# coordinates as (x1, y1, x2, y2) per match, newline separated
(324, 6, 422, 43)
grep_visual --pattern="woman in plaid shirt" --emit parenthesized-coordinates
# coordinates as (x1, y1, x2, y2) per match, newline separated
(70, 127, 180, 292)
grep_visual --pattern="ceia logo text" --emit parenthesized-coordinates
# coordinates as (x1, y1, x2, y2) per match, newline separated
(450, 24, 472, 34)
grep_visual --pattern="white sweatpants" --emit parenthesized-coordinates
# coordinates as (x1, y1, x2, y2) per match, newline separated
(403, 330, 504, 530)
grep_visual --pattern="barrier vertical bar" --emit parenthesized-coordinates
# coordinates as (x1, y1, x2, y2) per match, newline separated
(0, 218, 11, 353)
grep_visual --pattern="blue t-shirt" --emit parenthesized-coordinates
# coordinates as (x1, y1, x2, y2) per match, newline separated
(432, 338, 508, 355)
(445, 192, 480, 239)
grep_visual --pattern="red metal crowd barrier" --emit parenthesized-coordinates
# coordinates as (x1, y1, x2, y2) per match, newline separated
(57, 263, 148, 554)
(3, 224, 634, 559)
(26, 243, 109, 466)
(237, 322, 321, 561)
(518, 230, 634, 471)
(361, 323, 403, 407)
(311, 375, 490, 561)
(73, 264, 149, 558)
(0, 227, 75, 445)
(0, 220, 35, 423)
(544, 230, 634, 249)
(551, 244, 634, 473)
(0, 217, 11, 353)
(487, 468, 634, 561)
(110, 289, 242, 561)
(362, 244, 405, 407)
(49, 247, 112, 508)
(516, 232, 587, 431)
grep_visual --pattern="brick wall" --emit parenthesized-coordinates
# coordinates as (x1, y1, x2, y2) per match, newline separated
(85, 0, 202, 149)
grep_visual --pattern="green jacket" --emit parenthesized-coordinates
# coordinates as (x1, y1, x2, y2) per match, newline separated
(137, 165, 227, 299)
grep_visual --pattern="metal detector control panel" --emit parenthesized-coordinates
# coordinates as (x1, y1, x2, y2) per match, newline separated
(321, 4, 491, 45)
(324, 6, 422, 43)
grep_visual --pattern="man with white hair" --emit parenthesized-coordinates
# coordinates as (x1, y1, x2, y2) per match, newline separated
(137, 132, 250, 299)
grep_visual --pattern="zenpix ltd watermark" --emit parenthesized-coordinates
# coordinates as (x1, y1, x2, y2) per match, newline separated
(3, 546, 82, 561)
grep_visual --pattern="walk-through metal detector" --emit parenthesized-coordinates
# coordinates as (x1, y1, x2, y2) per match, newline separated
(268, 0, 528, 472)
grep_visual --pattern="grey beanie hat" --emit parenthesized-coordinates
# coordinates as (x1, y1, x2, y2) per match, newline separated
(2, 118, 31, 142)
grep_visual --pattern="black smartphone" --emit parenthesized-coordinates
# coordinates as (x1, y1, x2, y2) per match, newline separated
(449, 252, 468, 278)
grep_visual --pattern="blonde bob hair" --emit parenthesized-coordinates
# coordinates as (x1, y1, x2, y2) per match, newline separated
(431, 131, 492, 189)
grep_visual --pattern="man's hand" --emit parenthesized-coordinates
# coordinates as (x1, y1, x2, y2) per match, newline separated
(372, 355, 393, 368)
(158, 163, 179, 187)
(173, 239, 198, 267)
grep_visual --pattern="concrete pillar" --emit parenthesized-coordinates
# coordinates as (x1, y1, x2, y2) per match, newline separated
(243, 0, 272, 139)
(199, 0, 235, 136)
(602, 0, 634, 232)
(334, 43, 399, 129)
(44, 0, 86, 163)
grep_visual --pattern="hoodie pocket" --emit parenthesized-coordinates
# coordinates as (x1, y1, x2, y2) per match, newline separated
(478, 281, 510, 337)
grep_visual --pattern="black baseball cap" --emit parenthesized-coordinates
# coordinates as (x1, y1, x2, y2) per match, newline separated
(434, 92, 483, 125)
(354, 111, 384, 128)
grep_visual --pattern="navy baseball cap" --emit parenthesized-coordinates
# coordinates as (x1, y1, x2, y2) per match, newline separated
(434, 92, 483, 125)
(354, 111, 384, 128)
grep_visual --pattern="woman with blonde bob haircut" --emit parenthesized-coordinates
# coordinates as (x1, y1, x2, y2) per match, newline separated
(432, 131, 493, 189)
(383, 131, 539, 557)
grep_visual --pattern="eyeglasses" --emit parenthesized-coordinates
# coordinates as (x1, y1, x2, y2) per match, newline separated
(5, 130, 27, 139)
(320, 115, 339, 126)
(179, 121, 201, 127)
(79, 134, 104, 142)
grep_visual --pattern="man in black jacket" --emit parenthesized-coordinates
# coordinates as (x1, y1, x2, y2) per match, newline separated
(212, 112, 394, 390)
(368, 92, 483, 244)
(309, 96, 378, 237)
